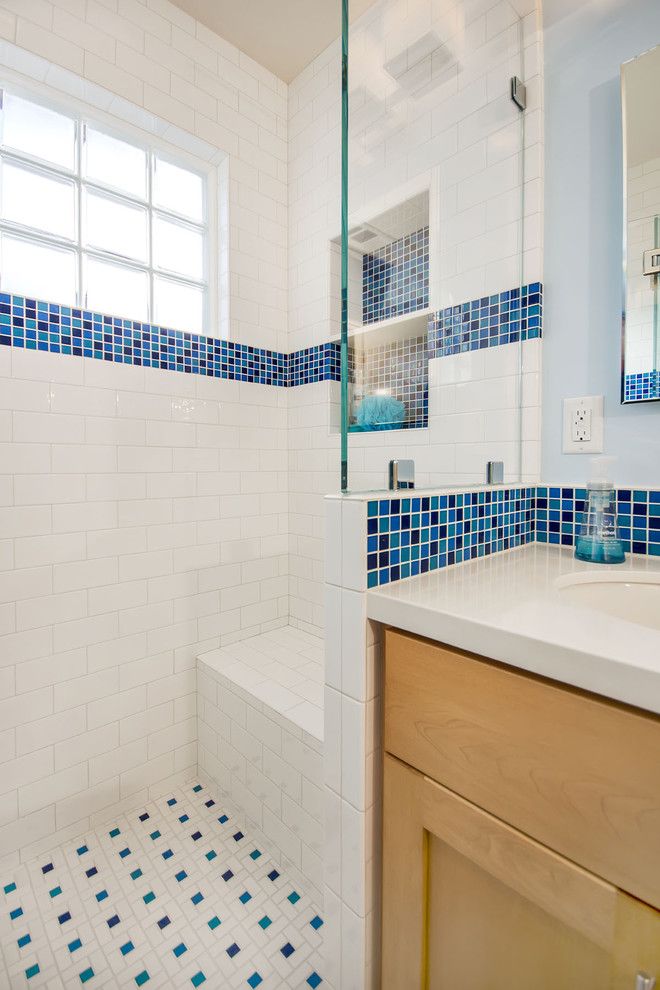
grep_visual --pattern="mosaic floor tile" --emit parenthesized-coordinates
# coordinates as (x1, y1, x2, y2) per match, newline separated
(1, 781, 323, 989)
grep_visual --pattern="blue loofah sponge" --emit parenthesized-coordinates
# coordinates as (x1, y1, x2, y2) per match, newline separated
(354, 394, 406, 431)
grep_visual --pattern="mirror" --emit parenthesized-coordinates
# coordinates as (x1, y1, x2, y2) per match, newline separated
(622, 44, 660, 403)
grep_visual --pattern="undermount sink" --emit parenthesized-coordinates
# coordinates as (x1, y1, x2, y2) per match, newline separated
(554, 572, 660, 631)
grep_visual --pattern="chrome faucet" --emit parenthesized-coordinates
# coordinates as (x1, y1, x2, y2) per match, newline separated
(389, 459, 415, 490)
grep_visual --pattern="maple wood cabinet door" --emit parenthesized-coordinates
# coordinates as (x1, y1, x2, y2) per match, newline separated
(381, 754, 659, 990)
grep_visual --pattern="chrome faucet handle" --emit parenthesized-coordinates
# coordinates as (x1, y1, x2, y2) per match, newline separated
(636, 974, 656, 990)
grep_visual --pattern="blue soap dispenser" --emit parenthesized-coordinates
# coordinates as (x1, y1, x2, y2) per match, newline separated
(574, 457, 626, 564)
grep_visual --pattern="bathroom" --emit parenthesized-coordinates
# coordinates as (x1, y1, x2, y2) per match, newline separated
(0, 0, 659, 986)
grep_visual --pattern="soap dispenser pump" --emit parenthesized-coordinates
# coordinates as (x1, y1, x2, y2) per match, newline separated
(574, 457, 626, 564)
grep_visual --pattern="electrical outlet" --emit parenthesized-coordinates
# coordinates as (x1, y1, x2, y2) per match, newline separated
(572, 405, 591, 443)
(563, 396, 604, 454)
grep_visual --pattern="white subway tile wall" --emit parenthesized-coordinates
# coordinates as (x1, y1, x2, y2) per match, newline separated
(0, 0, 292, 871)
(0, 349, 289, 869)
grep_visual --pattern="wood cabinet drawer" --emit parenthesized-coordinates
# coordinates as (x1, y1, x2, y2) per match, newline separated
(384, 628, 660, 909)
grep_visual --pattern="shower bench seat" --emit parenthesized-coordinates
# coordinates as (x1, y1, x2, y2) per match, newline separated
(197, 627, 324, 903)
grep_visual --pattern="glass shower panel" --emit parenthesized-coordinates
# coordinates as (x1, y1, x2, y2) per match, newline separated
(341, 0, 531, 493)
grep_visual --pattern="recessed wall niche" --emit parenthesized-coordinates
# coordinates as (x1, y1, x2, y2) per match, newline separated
(332, 190, 431, 432)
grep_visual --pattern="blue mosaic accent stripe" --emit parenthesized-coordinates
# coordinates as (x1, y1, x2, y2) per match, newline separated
(0, 284, 544, 388)
(0, 292, 342, 388)
(623, 371, 659, 402)
(535, 486, 660, 557)
(0, 293, 290, 386)
(288, 342, 341, 386)
(363, 226, 430, 325)
(428, 282, 542, 358)
(366, 487, 536, 588)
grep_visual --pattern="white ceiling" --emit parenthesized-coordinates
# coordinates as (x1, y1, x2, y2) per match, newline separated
(170, 0, 379, 83)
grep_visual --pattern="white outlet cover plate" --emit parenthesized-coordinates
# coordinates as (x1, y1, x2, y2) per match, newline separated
(562, 395, 604, 454)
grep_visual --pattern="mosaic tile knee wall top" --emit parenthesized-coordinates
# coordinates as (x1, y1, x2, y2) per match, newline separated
(366, 487, 536, 587)
(535, 486, 660, 556)
(366, 484, 660, 588)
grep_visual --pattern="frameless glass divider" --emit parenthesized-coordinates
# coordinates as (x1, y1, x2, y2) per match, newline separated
(340, 0, 350, 492)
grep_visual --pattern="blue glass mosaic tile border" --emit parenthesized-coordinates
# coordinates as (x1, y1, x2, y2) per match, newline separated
(428, 282, 542, 358)
(366, 483, 660, 588)
(289, 341, 341, 386)
(0, 292, 344, 389)
(0, 293, 291, 386)
(366, 487, 535, 588)
(0, 284, 544, 389)
(535, 486, 660, 557)
(363, 226, 429, 326)
(623, 371, 659, 402)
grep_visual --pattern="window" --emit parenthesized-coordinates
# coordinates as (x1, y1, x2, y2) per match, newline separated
(0, 89, 209, 334)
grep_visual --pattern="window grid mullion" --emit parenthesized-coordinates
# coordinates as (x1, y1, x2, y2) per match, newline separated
(0, 219, 77, 251)
(0, 146, 77, 182)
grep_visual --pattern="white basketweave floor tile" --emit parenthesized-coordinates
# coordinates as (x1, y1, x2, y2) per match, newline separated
(1, 780, 324, 990)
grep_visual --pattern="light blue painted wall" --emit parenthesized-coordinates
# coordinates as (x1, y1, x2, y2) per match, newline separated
(542, 0, 660, 486)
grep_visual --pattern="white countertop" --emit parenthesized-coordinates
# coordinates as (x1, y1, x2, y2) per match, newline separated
(367, 544, 660, 715)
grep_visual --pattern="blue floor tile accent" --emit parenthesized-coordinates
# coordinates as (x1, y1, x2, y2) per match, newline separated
(1, 781, 323, 988)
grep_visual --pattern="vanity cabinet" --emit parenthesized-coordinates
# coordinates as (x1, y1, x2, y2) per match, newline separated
(381, 629, 660, 990)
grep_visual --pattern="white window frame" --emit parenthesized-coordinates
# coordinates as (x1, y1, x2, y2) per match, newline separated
(0, 80, 218, 336)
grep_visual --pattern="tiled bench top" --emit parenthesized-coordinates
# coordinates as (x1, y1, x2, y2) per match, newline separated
(198, 627, 324, 742)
